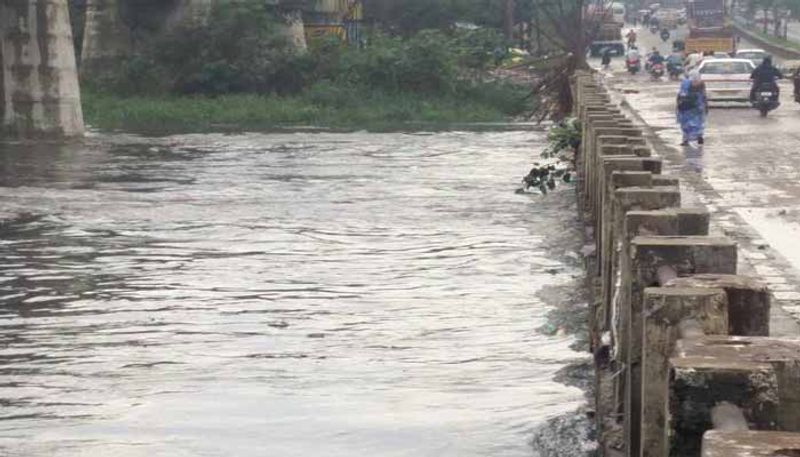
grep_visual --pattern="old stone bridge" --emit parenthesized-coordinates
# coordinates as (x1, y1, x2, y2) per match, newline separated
(0, 0, 357, 138)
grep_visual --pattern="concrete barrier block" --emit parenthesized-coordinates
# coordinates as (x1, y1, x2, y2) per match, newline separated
(601, 188, 681, 336)
(666, 274, 770, 336)
(590, 173, 654, 340)
(702, 430, 800, 457)
(652, 176, 680, 186)
(590, 142, 652, 219)
(640, 287, 729, 457)
(591, 150, 657, 227)
(579, 111, 623, 191)
(595, 158, 664, 269)
(584, 120, 638, 203)
(597, 187, 682, 348)
(623, 236, 738, 457)
(669, 336, 800, 456)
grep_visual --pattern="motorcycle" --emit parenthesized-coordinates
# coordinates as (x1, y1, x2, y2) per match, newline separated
(650, 62, 665, 80)
(667, 61, 683, 80)
(660, 29, 670, 42)
(626, 57, 641, 74)
(752, 82, 780, 117)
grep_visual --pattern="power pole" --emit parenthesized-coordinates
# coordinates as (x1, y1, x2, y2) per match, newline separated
(505, 0, 515, 42)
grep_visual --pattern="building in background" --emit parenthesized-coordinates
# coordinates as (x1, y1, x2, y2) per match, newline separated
(304, 0, 363, 44)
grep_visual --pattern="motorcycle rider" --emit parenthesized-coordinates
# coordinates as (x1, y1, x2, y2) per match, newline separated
(601, 48, 613, 70)
(627, 45, 640, 62)
(648, 48, 665, 67)
(626, 29, 637, 49)
(626, 45, 641, 72)
(684, 51, 703, 71)
(650, 16, 660, 33)
(666, 51, 683, 76)
(749, 55, 783, 102)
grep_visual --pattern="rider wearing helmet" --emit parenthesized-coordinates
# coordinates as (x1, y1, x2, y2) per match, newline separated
(750, 55, 783, 102)
(648, 48, 665, 66)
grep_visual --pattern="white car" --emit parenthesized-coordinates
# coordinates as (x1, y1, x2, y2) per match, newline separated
(697, 58, 756, 102)
(734, 49, 769, 67)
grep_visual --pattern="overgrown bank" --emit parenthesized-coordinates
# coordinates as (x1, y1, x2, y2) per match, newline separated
(81, 82, 531, 132)
(79, 1, 535, 131)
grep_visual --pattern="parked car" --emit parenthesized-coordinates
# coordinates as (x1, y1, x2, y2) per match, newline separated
(734, 49, 769, 67)
(696, 58, 756, 102)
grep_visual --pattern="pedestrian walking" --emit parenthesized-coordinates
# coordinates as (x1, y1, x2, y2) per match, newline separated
(676, 71, 708, 146)
(601, 48, 612, 70)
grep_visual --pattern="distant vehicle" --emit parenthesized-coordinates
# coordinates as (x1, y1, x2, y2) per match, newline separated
(712, 51, 730, 59)
(611, 2, 626, 23)
(586, 4, 625, 57)
(667, 60, 683, 79)
(677, 7, 687, 23)
(650, 62, 665, 80)
(734, 49, 769, 67)
(752, 81, 779, 116)
(627, 56, 641, 74)
(654, 8, 681, 29)
(685, 0, 735, 55)
(697, 58, 756, 102)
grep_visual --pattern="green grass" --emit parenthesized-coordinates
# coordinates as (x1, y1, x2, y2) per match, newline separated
(81, 82, 532, 133)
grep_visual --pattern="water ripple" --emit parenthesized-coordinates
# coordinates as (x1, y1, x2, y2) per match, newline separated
(0, 130, 585, 457)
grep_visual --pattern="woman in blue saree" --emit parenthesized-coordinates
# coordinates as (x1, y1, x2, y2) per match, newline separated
(676, 71, 708, 146)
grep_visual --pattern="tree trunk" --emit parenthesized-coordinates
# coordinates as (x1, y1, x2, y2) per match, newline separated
(505, 0, 515, 42)
(534, 5, 542, 55)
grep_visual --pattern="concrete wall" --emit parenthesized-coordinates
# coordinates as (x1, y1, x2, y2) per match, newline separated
(572, 71, 800, 457)
(0, 0, 84, 137)
(81, 0, 130, 64)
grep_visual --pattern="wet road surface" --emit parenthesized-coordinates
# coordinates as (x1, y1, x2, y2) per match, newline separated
(599, 25, 800, 327)
(0, 131, 587, 456)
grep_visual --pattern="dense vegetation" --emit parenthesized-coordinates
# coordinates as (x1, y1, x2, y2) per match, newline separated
(78, 0, 534, 131)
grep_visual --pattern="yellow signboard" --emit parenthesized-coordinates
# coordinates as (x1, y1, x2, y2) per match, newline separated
(305, 24, 347, 43)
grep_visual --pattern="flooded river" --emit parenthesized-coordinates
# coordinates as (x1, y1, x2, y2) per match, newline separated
(0, 130, 586, 457)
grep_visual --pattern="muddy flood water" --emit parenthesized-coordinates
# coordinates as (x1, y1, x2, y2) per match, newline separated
(0, 130, 588, 457)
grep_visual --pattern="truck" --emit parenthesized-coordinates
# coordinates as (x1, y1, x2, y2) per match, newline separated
(654, 8, 682, 29)
(586, 3, 626, 57)
(684, 0, 735, 54)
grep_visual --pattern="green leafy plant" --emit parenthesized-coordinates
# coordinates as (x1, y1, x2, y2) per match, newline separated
(543, 117, 581, 159)
(519, 118, 580, 194)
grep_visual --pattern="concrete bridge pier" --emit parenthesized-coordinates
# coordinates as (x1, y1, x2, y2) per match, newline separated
(0, 0, 84, 137)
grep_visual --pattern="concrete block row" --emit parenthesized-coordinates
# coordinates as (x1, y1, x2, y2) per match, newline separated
(571, 71, 800, 457)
